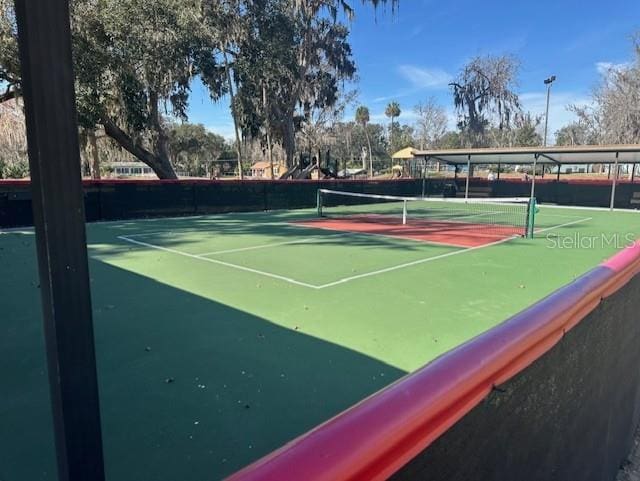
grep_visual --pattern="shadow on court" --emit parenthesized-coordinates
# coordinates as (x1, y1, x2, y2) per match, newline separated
(0, 231, 406, 481)
(97, 214, 462, 254)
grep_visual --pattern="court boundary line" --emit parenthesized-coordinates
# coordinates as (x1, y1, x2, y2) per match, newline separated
(534, 217, 593, 234)
(118, 224, 469, 250)
(116, 214, 591, 289)
(314, 236, 517, 289)
(117, 233, 517, 289)
(540, 204, 640, 213)
(117, 235, 321, 289)
(196, 233, 345, 256)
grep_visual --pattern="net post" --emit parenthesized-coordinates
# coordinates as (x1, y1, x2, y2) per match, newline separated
(317, 189, 323, 217)
(402, 200, 407, 225)
(526, 197, 537, 238)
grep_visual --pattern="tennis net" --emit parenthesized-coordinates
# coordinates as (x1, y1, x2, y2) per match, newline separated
(316, 189, 535, 241)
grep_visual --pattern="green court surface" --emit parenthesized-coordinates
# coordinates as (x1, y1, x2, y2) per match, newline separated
(2, 204, 640, 480)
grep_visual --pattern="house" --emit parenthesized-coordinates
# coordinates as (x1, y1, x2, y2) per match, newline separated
(108, 162, 155, 177)
(249, 161, 283, 179)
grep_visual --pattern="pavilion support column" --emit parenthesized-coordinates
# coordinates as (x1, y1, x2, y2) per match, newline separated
(530, 153, 539, 199)
(421, 156, 428, 197)
(632, 163, 636, 183)
(14, 1, 105, 480)
(556, 165, 561, 181)
(610, 152, 619, 210)
(465, 155, 471, 200)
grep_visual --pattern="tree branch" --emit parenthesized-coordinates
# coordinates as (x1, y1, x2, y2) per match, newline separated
(101, 117, 177, 179)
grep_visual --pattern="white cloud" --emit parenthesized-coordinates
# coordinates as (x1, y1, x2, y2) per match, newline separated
(596, 61, 632, 76)
(397, 65, 452, 90)
(372, 92, 414, 103)
(371, 65, 452, 104)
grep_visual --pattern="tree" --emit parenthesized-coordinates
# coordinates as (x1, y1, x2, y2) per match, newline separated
(569, 39, 640, 145)
(555, 122, 591, 146)
(0, 99, 28, 178)
(167, 123, 226, 177)
(449, 55, 521, 147)
(229, 0, 397, 170)
(2, 0, 399, 177)
(355, 105, 372, 175)
(298, 89, 356, 163)
(438, 131, 463, 149)
(389, 122, 414, 155)
(385, 101, 401, 152)
(488, 112, 542, 147)
(1, 0, 227, 179)
(73, 0, 226, 179)
(0, 0, 19, 103)
(413, 97, 447, 149)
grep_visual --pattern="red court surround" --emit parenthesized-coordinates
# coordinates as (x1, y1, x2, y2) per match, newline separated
(295, 214, 522, 248)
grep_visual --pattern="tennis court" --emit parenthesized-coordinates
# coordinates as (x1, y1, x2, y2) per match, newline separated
(2, 194, 639, 480)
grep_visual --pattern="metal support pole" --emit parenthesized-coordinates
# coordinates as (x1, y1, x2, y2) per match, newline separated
(530, 154, 539, 199)
(497, 162, 501, 180)
(610, 152, 619, 210)
(421, 157, 428, 197)
(556, 165, 561, 181)
(14, 1, 105, 480)
(543, 84, 552, 147)
(465, 155, 471, 200)
(632, 163, 636, 183)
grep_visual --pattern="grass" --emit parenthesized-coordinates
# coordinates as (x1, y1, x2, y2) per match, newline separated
(1, 203, 639, 480)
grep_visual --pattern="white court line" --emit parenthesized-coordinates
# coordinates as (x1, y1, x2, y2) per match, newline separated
(537, 213, 594, 219)
(196, 233, 345, 256)
(540, 204, 640, 213)
(118, 232, 519, 289)
(123, 230, 194, 238)
(0, 228, 34, 234)
(535, 217, 593, 234)
(117, 235, 320, 289)
(314, 236, 517, 289)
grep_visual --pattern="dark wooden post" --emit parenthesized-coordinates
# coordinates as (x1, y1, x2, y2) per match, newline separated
(14, 0, 105, 480)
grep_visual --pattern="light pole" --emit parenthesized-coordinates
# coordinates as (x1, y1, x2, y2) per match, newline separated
(536, 75, 556, 185)
(543, 75, 556, 148)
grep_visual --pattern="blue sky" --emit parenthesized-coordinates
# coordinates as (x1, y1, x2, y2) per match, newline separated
(187, 0, 640, 144)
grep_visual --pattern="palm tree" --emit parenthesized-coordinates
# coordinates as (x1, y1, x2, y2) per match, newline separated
(355, 105, 373, 177)
(385, 101, 401, 152)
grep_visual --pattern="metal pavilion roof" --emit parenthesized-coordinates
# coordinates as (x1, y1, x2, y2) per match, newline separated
(413, 145, 640, 165)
